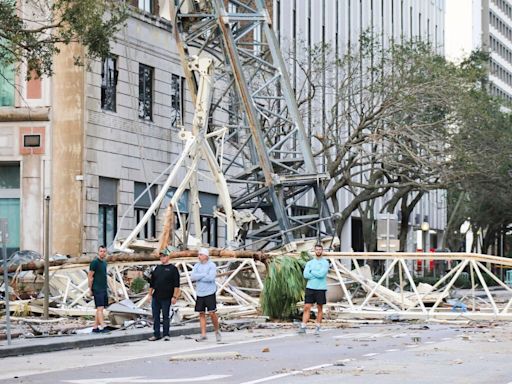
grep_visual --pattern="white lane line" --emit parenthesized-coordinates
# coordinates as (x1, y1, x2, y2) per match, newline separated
(333, 332, 381, 339)
(441, 337, 452, 341)
(239, 363, 334, 384)
(363, 353, 379, 357)
(303, 363, 333, 371)
(385, 349, 399, 352)
(239, 371, 302, 384)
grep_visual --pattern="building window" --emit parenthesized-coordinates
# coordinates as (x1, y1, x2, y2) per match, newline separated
(101, 56, 117, 112)
(0, 64, 15, 106)
(200, 215, 218, 247)
(98, 177, 118, 247)
(134, 182, 157, 240)
(0, 163, 20, 255)
(139, 64, 153, 121)
(138, 0, 152, 12)
(170, 74, 185, 127)
(199, 192, 219, 246)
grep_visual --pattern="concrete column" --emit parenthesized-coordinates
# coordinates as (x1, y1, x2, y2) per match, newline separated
(51, 43, 85, 256)
(21, 155, 42, 252)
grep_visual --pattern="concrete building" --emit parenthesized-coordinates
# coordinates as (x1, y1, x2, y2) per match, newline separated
(1, 0, 447, 257)
(446, 0, 512, 101)
(273, 0, 447, 251)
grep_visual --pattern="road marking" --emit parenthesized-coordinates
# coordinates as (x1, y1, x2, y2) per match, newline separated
(363, 353, 379, 357)
(303, 363, 333, 371)
(238, 371, 302, 384)
(64, 375, 231, 384)
(239, 363, 334, 383)
(333, 332, 383, 339)
(385, 349, 399, 352)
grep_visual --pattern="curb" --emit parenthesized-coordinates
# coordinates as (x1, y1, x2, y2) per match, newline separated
(0, 324, 207, 358)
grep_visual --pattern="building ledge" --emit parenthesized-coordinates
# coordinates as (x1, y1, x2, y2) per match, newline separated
(0, 107, 50, 122)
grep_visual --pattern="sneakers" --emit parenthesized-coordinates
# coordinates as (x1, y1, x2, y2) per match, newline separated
(215, 332, 222, 342)
(314, 325, 321, 336)
(92, 328, 101, 333)
(148, 336, 161, 341)
(163, 336, 170, 341)
(195, 335, 208, 342)
(298, 325, 306, 334)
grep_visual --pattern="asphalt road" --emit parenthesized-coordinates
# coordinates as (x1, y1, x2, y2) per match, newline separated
(1, 322, 512, 384)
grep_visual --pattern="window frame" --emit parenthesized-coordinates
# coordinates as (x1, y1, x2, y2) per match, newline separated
(170, 73, 185, 127)
(101, 56, 118, 112)
(139, 63, 154, 121)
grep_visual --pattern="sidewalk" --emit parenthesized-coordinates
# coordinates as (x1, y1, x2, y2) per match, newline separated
(0, 323, 206, 358)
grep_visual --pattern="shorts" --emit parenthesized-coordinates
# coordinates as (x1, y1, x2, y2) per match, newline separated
(195, 293, 217, 312)
(304, 288, 327, 305)
(93, 289, 108, 308)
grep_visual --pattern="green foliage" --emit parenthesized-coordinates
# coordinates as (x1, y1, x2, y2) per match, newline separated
(130, 277, 147, 294)
(260, 252, 310, 320)
(446, 84, 512, 252)
(0, 0, 127, 78)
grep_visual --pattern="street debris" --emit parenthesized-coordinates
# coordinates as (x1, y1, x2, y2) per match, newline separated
(2, 250, 512, 340)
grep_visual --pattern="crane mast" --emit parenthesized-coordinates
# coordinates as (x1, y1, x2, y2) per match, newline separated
(169, 0, 334, 250)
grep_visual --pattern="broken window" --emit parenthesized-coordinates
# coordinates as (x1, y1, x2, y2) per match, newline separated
(98, 177, 118, 247)
(139, 64, 153, 121)
(134, 182, 157, 240)
(170, 74, 185, 127)
(101, 56, 117, 112)
(199, 192, 219, 247)
(0, 63, 14, 106)
(200, 215, 218, 247)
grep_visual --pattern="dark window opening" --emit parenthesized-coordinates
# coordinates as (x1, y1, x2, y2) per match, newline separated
(134, 182, 158, 240)
(139, 64, 153, 121)
(99, 177, 118, 247)
(101, 56, 118, 112)
(171, 74, 185, 127)
(201, 215, 218, 247)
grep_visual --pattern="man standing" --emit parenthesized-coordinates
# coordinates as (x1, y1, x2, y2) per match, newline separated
(148, 248, 181, 341)
(191, 247, 221, 342)
(88, 245, 108, 333)
(298, 243, 329, 335)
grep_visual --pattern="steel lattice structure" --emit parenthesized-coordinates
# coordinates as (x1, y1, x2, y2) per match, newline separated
(170, 0, 334, 250)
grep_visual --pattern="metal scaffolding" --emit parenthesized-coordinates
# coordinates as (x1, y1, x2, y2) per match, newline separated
(169, 0, 334, 250)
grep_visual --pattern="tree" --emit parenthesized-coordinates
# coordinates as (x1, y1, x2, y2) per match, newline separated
(0, 0, 127, 79)
(291, 36, 485, 251)
(446, 87, 512, 253)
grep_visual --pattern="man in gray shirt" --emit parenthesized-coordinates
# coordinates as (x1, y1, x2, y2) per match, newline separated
(191, 247, 221, 342)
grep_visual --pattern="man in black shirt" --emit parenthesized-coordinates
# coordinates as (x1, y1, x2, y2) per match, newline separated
(148, 248, 180, 341)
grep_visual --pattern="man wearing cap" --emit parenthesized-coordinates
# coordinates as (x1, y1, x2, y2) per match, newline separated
(148, 248, 180, 341)
(191, 247, 221, 342)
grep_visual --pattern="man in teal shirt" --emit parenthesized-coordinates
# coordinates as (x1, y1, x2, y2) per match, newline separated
(88, 245, 108, 333)
(299, 244, 329, 335)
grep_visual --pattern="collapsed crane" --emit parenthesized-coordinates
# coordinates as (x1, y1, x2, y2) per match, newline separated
(118, 0, 336, 252)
